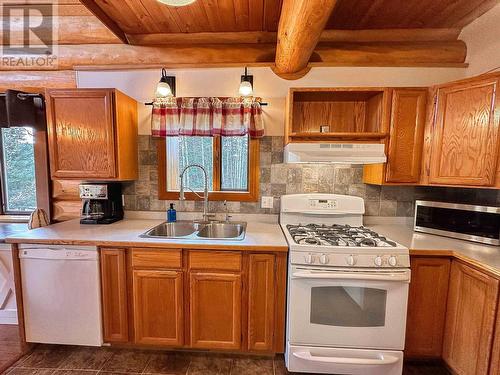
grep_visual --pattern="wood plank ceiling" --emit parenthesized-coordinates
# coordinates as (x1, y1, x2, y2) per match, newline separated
(91, 0, 283, 33)
(85, 0, 498, 35)
(1, 0, 498, 77)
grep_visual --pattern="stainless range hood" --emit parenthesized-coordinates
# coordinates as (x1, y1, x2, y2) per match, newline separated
(284, 143, 386, 164)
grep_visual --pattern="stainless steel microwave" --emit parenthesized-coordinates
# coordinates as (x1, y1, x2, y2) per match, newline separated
(414, 201, 500, 246)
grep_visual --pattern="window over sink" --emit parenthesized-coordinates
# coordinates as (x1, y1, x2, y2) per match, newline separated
(158, 135, 259, 201)
(0, 127, 37, 214)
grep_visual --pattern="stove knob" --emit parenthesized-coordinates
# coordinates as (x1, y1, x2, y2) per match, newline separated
(346, 255, 356, 266)
(374, 256, 383, 267)
(388, 255, 398, 267)
(319, 254, 329, 265)
(305, 253, 315, 264)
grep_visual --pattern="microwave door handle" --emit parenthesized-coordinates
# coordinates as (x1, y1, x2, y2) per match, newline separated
(291, 270, 410, 282)
(292, 351, 400, 365)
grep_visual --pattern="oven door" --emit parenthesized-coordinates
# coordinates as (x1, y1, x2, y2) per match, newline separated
(288, 266, 410, 350)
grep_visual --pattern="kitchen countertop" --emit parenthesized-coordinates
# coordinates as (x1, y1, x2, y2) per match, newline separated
(0, 223, 29, 242)
(4, 219, 289, 252)
(368, 223, 500, 277)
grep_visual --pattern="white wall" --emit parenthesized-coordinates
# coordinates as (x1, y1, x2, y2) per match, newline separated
(460, 4, 500, 77)
(78, 66, 466, 136)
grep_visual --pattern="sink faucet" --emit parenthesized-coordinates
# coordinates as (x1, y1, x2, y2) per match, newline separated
(179, 164, 212, 222)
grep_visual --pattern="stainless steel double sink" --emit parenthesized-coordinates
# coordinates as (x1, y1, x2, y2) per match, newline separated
(140, 220, 247, 241)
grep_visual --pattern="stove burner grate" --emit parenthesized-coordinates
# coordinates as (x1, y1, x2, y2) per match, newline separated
(286, 224, 397, 247)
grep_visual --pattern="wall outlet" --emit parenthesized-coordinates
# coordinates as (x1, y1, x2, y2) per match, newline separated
(261, 196, 274, 209)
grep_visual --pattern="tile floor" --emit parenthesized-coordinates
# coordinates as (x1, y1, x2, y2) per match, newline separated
(0, 325, 24, 373)
(2, 345, 451, 375)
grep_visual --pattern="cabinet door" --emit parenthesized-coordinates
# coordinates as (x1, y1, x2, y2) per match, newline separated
(101, 249, 129, 343)
(490, 301, 500, 375)
(405, 257, 450, 358)
(248, 254, 275, 351)
(189, 272, 241, 350)
(429, 78, 500, 186)
(443, 261, 499, 375)
(46, 89, 116, 179)
(133, 270, 183, 346)
(386, 89, 427, 183)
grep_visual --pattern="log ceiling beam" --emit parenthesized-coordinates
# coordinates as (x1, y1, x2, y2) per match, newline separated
(0, 42, 467, 71)
(0, 15, 461, 46)
(127, 31, 278, 45)
(126, 28, 461, 45)
(274, 0, 338, 78)
(79, 0, 128, 44)
(319, 28, 461, 43)
(1, 16, 120, 45)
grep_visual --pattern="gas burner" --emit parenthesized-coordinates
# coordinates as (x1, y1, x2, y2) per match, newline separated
(286, 224, 398, 247)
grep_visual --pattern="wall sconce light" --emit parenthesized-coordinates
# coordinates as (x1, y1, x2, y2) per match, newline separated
(155, 68, 176, 98)
(239, 67, 254, 97)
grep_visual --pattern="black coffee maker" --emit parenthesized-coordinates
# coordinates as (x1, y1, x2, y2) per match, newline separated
(79, 183, 123, 224)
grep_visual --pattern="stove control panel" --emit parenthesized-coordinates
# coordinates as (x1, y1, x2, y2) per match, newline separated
(291, 252, 410, 268)
(308, 199, 338, 209)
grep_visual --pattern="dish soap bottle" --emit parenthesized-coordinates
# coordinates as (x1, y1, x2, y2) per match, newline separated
(167, 203, 177, 222)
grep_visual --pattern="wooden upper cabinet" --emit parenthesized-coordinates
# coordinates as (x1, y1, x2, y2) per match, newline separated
(443, 261, 499, 375)
(189, 271, 242, 350)
(385, 89, 427, 183)
(46, 88, 138, 180)
(429, 77, 500, 186)
(133, 270, 184, 346)
(405, 257, 450, 358)
(100, 248, 129, 343)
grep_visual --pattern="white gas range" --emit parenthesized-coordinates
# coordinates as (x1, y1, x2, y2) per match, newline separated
(281, 194, 410, 375)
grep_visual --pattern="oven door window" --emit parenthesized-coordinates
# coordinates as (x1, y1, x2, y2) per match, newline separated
(310, 286, 387, 327)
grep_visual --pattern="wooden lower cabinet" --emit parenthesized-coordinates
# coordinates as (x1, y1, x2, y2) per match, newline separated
(248, 254, 275, 351)
(443, 261, 499, 375)
(490, 301, 500, 375)
(405, 257, 451, 358)
(100, 249, 129, 343)
(100, 247, 285, 353)
(189, 271, 242, 350)
(133, 270, 183, 346)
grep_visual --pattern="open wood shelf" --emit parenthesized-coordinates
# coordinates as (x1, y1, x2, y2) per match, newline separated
(285, 87, 391, 144)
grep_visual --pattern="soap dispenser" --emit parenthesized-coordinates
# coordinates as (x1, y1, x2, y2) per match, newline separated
(167, 203, 177, 222)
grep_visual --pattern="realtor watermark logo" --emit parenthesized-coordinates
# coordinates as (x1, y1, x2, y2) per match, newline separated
(1, 3, 58, 69)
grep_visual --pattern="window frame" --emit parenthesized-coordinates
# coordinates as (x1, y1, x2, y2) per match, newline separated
(157, 136, 260, 202)
(0, 89, 51, 218)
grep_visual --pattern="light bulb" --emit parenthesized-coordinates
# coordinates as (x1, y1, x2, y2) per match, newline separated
(157, 0, 197, 6)
(156, 81, 172, 98)
(239, 80, 253, 97)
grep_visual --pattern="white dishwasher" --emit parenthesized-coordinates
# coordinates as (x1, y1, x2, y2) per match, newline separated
(20, 245, 103, 346)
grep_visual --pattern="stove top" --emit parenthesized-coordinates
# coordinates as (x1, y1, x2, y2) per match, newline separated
(286, 224, 398, 247)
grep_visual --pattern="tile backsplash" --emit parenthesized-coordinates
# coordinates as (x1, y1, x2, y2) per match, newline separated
(123, 135, 500, 217)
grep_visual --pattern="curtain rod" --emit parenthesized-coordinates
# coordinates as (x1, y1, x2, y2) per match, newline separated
(144, 102, 268, 106)
(144, 97, 268, 106)
(0, 92, 44, 99)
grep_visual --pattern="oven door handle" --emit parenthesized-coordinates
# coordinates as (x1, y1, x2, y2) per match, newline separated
(292, 351, 400, 365)
(291, 270, 410, 282)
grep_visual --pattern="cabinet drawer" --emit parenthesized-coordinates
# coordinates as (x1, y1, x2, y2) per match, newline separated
(188, 251, 241, 271)
(132, 249, 182, 269)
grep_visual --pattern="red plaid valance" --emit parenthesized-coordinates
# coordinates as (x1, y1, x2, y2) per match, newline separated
(151, 97, 264, 138)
